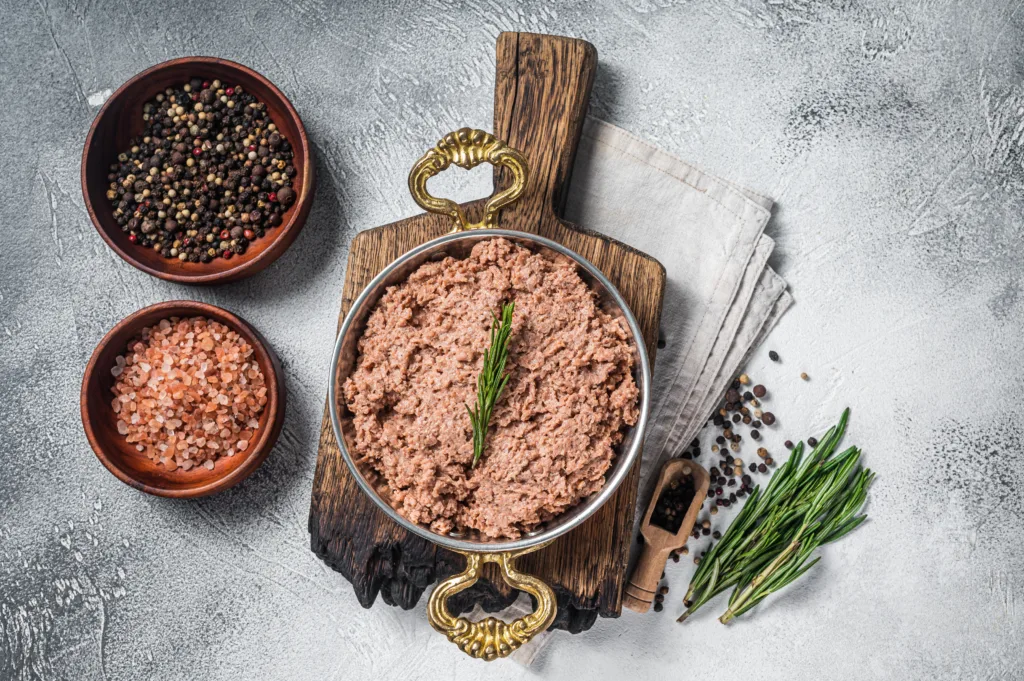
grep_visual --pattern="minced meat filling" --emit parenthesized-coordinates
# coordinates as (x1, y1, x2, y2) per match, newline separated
(342, 238, 639, 539)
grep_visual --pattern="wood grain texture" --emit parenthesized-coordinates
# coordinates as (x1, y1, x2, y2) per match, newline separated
(308, 32, 667, 632)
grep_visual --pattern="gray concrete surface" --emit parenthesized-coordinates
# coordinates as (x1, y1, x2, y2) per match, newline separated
(2, 1, 1022, 678)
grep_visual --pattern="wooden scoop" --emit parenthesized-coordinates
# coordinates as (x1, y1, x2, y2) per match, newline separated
(623, 459, 710, 613)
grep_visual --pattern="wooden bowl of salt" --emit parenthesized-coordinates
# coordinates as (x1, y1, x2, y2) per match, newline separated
(80, 300, 285, 498)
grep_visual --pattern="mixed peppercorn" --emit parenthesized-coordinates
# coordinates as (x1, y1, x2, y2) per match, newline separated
(662, 363, 784, 597)
(105, 78, 296, 263)
(651, 473, 696, 534)
(647, 349, 823, 614)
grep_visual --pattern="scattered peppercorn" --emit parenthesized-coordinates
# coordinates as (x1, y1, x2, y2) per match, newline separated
(785, 440, 794, 449)
(762, 412, 776, 425)
(768, 350, 779, 361)
(654, 602, 664, 612)
(808, 437, 819, 447)
(753, 384, 766, 398)
(105, 79, 295, 263)
(801, 372, 809, 380)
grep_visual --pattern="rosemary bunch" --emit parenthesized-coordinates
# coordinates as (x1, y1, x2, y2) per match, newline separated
(467, 302, 515, 467)
(678, 408, 873, 623)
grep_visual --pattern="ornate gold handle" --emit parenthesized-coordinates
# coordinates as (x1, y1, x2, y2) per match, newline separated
(427, 548, 556, 661)
(408, 128, 529, 232)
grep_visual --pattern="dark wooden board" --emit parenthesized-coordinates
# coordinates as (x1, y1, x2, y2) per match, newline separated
(308, 32, 667, 633)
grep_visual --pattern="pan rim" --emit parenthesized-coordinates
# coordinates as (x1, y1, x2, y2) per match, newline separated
(327, 228, 651, 553)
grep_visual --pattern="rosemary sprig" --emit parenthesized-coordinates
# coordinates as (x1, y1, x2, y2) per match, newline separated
(677, 408, 873, 623)
(467, 302, 515, 467)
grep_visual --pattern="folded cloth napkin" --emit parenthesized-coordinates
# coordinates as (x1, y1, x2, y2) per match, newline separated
(502, 118, 792, 664)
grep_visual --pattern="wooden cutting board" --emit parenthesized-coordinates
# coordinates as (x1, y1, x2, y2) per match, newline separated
(308, 32, 666, 633)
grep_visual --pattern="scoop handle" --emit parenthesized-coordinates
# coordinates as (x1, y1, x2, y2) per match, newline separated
(623, 541, 672, 613)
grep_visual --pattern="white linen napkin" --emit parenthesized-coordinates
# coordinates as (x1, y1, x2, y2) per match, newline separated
(566, 119, 790, 491)
(465, 118, 792, 664)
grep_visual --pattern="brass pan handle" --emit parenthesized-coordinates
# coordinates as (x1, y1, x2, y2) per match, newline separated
(408, 128, 529, 232)
(427, 548, 556, 661)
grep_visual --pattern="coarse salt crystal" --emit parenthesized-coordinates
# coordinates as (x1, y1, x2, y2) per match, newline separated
(109, 316, 266, 471)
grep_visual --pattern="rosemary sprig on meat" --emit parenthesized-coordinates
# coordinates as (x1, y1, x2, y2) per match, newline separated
(678, 408, 873, 623)
(467, 301, 515, 468)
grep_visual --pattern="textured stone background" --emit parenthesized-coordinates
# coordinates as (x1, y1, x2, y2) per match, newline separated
(2, 1, 1023, 678)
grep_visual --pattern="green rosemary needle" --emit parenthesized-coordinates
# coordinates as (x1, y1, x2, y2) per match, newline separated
(467, 301, 515, 468)
(677, 408, 873, 623)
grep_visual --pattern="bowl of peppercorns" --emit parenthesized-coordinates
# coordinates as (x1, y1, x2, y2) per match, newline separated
(81, 57, 315, 284)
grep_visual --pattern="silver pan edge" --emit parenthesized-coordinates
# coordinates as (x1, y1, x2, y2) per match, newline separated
(327, 229, 651, 553)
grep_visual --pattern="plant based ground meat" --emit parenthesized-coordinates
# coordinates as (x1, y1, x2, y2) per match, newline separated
(342, 238, 639, 539)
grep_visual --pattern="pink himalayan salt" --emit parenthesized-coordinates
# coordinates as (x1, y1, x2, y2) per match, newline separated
(110, 316, 266, 470)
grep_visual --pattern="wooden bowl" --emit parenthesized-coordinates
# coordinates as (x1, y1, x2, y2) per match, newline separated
(80, 301, 286, 497)
(81, 57, 315, 284)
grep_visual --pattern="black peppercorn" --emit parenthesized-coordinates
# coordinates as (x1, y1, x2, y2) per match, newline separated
(276, 186, 295, 205)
